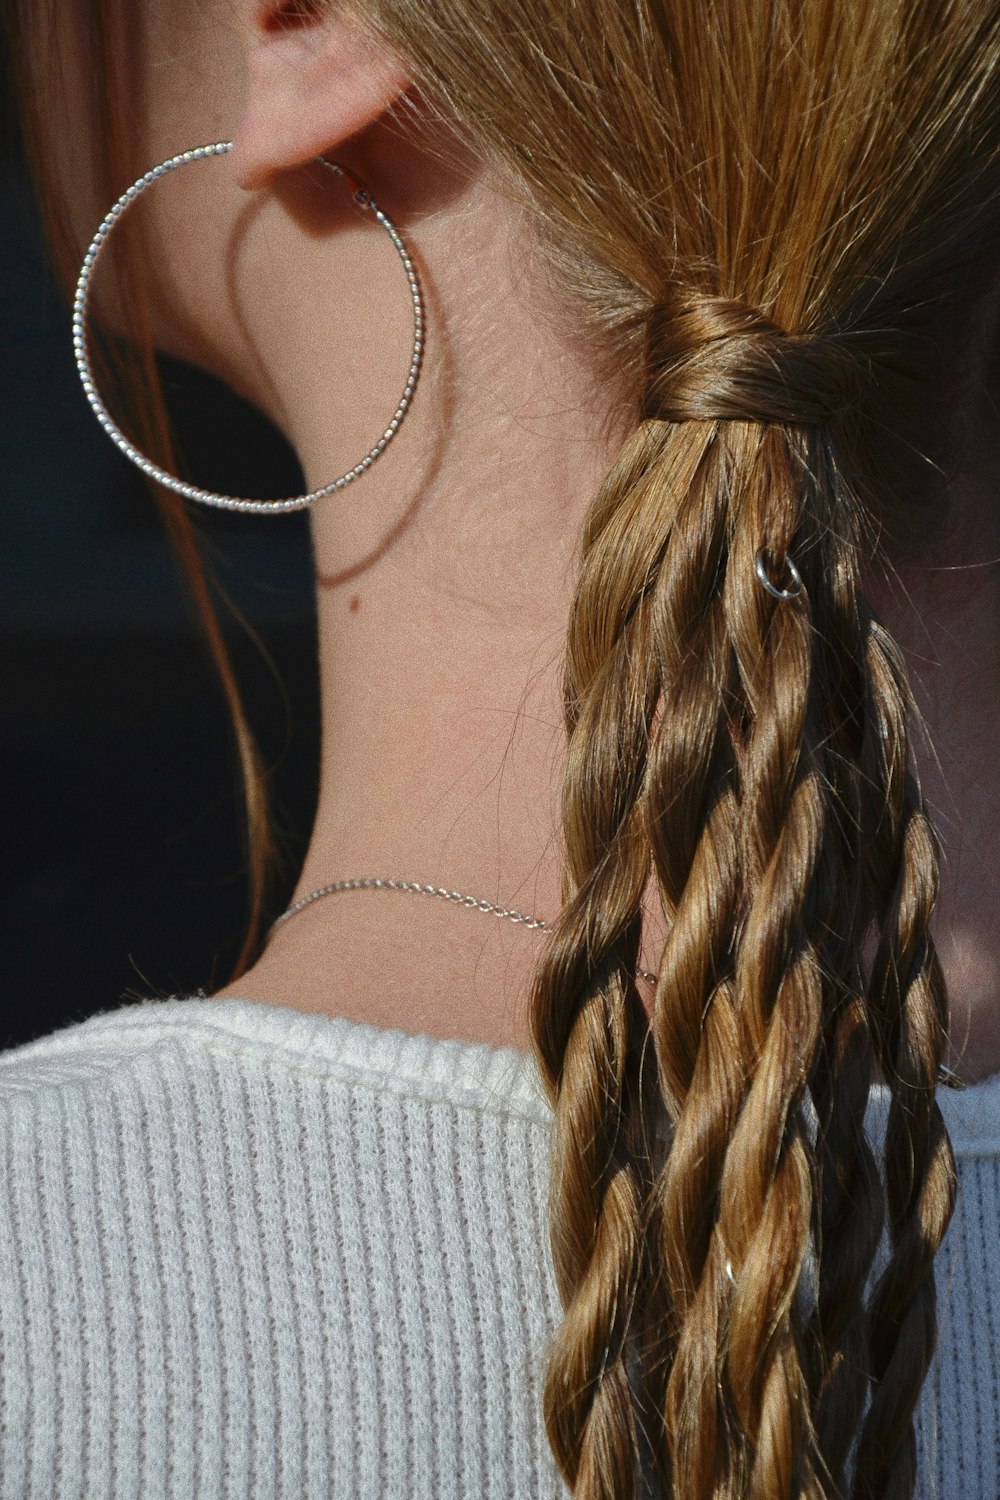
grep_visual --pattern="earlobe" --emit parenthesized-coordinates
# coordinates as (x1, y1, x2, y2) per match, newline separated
(229, 9, 413, 191)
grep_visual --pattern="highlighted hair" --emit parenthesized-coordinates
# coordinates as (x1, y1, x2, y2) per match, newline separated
(11, 0, 1000, 1492)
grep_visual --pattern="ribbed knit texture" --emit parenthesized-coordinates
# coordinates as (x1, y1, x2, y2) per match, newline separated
(0, 993, 998, 1498)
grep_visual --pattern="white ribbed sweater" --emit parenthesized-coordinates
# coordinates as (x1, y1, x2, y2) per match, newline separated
(1, 995, 999, 1499)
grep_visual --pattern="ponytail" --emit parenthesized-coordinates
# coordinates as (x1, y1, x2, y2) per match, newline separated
(528, 284, 961, 1493)
(205, 0, 1000, 1482)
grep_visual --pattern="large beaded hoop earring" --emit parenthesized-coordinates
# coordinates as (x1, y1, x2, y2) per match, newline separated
(72, 141, 425, 515)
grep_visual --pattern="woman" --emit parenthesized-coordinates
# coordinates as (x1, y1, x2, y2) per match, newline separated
(3, 0, 1000, 1495)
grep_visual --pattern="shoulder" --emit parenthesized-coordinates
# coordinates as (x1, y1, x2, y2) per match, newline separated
(0, 996, 554, 1224)
(0, 997, 179, 1098)
(0, 992, 552, 1122)
(0, 998, 566, 1500)
(0, 993, 552, 1303)
(0, 999, 236, 1260)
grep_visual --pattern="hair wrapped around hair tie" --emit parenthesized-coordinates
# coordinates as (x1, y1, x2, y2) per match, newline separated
(641, 295, 860, 426)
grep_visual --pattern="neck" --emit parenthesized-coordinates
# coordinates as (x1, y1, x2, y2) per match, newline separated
(216, 168, 645, 1043)
(211, 165, 1000, 1079)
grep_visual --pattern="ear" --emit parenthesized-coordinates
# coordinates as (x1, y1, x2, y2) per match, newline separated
(229, 5, 414, 191)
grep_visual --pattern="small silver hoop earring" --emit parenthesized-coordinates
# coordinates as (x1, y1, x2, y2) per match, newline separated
(72, 141, 425, 515)
(754, 547, 804, 601)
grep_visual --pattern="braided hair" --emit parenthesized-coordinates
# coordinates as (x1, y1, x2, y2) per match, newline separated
(341, 5, 999, 1493)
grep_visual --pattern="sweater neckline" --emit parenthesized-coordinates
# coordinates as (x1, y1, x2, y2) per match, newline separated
(14, 993, 1000, 1155)
(0, 993, 551, 1124)
(142, 994, 555, 1123)
(194, 996, 1000, 1158)
(179, 994, 1000, 1157)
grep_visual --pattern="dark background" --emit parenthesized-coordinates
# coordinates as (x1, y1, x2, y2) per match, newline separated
(1, 82, 321, 1050)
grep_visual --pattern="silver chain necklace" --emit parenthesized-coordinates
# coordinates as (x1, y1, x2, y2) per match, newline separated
(268, 877, 969, 1086)
(270, 876, 661, 987)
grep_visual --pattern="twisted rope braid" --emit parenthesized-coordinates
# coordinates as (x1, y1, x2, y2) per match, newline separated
(851, 624, 957, 1500)
(637, 364, 888, 1499)
(804, 961, 884, 1498)
(710, 431, 829, 1498)
(639, 439, 749, 1500)
(535, 299, 960, 1498)
(793, 461, 884, 1496)
(530, 424, 712, 1497)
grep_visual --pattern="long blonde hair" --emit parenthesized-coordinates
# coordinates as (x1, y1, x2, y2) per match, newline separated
(11, 0, 1000, 1494)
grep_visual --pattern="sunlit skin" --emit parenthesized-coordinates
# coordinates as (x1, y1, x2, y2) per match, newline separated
(51, 0, 1000, 1078)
